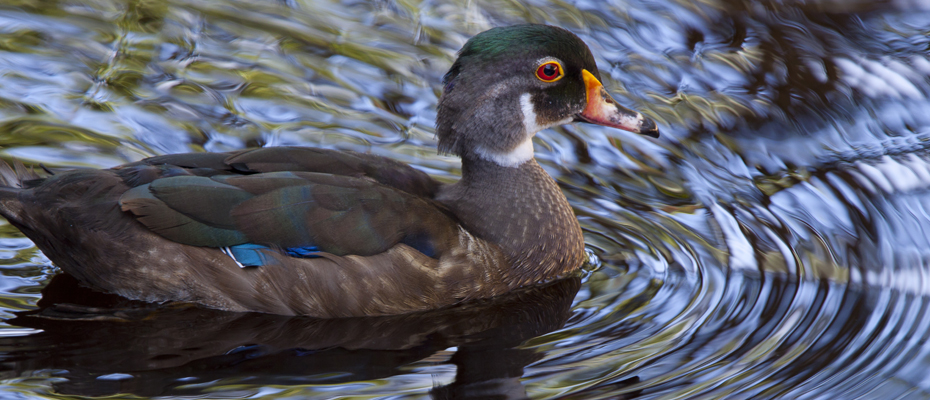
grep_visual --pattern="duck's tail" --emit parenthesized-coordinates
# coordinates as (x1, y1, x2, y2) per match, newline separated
(0, 159, 41, 188)
(0, 159, 42, 225)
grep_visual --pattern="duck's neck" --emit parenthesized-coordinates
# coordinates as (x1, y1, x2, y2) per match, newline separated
(438, 156, 585, 285)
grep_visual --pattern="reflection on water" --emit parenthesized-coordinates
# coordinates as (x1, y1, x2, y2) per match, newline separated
(2, 274, 580, 398)
(0, 0, 929, 398)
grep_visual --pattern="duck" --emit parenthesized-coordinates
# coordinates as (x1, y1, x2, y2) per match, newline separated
(0, 24, 658, 318)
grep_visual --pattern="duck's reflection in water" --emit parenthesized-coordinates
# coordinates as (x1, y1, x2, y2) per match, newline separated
(2, 273, 582, 398)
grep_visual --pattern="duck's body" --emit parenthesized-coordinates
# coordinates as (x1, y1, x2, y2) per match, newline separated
(0, 148, 581, 317)
(0, 25, 657, 317)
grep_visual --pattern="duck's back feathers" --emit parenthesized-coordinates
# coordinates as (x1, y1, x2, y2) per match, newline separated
(121, 147, 441, 198)
(119, 171, 458, 261)
(110, 146, 459, 269)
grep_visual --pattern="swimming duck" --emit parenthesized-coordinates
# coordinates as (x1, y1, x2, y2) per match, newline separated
(0, 24, 657, 317)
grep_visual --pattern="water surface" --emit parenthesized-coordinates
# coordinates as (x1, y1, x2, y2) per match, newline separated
(1, 0, 930, 398)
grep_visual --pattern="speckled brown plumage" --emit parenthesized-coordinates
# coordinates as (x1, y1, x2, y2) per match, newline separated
(0, 161, 519, 317)
(438, 157, 585, 287)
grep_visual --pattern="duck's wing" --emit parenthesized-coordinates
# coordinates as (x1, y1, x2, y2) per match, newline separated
(118, 171, 458, 266)
(0, 164, 507, 317)
(120, 147, 441, 198)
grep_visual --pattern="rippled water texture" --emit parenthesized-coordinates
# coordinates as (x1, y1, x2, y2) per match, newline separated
(1, 0, 930, 398)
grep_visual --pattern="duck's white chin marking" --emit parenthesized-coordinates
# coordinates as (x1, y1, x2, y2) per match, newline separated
(475, 137, 535, 168)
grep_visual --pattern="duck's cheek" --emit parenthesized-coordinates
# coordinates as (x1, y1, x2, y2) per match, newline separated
(519, 93, 575, 135)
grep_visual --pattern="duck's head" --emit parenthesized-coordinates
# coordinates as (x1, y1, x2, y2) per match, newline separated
(437, 24, 659, 167)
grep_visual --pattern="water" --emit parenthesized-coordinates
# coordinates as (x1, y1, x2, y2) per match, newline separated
(0, 0, 929, 398)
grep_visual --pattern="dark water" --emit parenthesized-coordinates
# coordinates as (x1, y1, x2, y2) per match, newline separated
(0, 0, 929, 398)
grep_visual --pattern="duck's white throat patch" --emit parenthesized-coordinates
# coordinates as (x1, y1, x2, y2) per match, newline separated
(474, 137, 535, 168)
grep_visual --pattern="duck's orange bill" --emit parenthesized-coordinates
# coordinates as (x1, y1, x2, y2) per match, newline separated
(577, 69, 659, 138)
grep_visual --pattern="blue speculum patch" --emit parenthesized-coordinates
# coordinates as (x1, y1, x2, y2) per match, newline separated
(226, 244, 322, 267)
(284, 246, 322, 258)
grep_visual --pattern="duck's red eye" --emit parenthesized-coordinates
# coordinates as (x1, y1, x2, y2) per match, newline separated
(536, 61, 563, 82)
